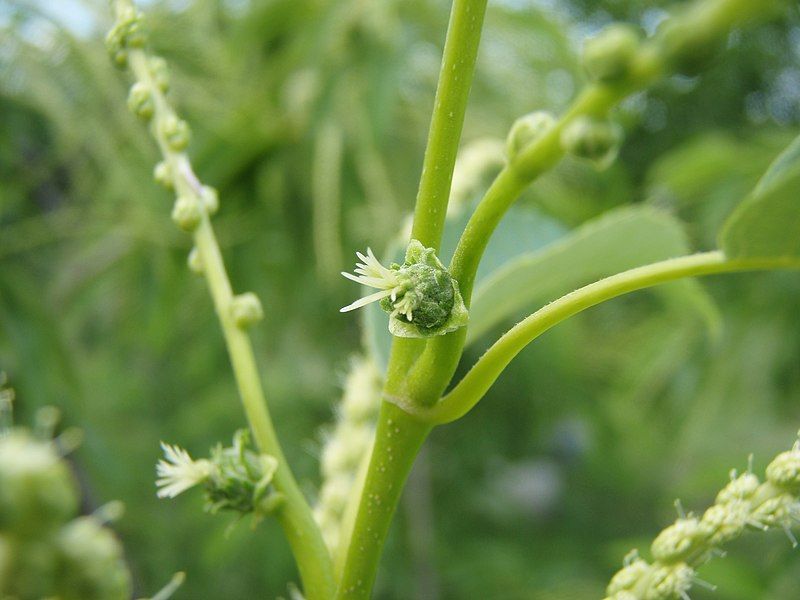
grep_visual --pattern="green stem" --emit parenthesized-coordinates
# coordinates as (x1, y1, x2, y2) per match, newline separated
(336, 403, 432, 599)
(337, 0, 488, 595)
(427, 251, 800, 424)
(122, 41, 336, 600)
(193, 219, 335, 598)
(384, 0, 489, 400)
(410, 0, 489, 251)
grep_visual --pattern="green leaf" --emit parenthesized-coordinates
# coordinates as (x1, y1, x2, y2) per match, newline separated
(720, 132, 800, 259)
(467, 206, 720, 343)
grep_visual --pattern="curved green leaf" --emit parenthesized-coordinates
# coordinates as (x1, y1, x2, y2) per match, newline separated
(720, 132, 800, 259)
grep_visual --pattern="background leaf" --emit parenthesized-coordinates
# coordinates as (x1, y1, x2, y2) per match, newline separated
(720, 132, 800, 259)
(467, 206, 719, 343)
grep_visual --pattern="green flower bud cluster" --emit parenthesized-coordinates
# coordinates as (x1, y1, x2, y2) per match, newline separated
(109, 0, 228, 294)
(127, 81, 154, 120)
(231, 292, 264, 329)
(156, 431, 282, 523)
(205, 431, 282, 518)
(105, 5, 146, 68)
(159, 114, 191, 152)
(582, 24, 641, 84)
(604, 440, 800, 600)
(560, 116, 623, 170)
(341, 241, 468, 338)
(505, 111, 556, 162)
(171, 195, 202, 231)
(0, 427, 132, 600)
(167, 185, 217, 233)
(314, 357, 382, 552)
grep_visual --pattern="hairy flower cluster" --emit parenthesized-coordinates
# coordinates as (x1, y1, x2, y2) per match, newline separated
(604, 440, 800, 600)
(0, 422, 132, 599)
(341, 240, 468, 338)
(314, 356, 382, 552)
(157, 430, 282, 522)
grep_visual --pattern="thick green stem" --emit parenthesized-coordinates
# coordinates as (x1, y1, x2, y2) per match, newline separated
(336, 403, 432, 599)
(427, 252, 800, 423)
(411, 0, 489, 251)
(337, 0, 488, 595)
(385, 0, 489, 401)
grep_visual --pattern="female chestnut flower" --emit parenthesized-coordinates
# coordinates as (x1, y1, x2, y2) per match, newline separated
(156, 432, 282, 520)
(341, 240, 468, 338)
(156, 443, 214, 499)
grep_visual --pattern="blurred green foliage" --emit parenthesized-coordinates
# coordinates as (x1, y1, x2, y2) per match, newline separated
(1, 0, 800, 597)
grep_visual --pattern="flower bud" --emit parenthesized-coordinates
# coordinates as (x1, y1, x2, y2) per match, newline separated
(187, 247, 204, 275)
(715, 472, 759, 504)
(655, 17, 723, 76)
(105, 10, 146, 68)
(650, 517, 703, 563)
(203, 430, 280, 517)
(153, 160, 173, 189)
(231, 293, 263, 328)
(766, 449, 800, 491)
(387, 241, 468, 337)
(148, 56, 171, 93)
(560, 116, 623, 169)
(56, 516, 132, 600)
(171, 197, 201, 232)
(159, 115, 190, 152)
(104, 27, 128, 68)
(201, 186, 219, 215)
(750, 492, 796, 528)
(582, 24, 641, 84)
(117, 8, 147, 49)
(648, 563, 694, 599)
(127, 82, 154, 121)
(505, 111, 556, 161)
(699, 501, 748, 545)
(0, 431, 79, 536)
(606, 557, 650, 594)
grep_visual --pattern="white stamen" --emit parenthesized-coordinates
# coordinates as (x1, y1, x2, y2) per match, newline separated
(156, 442, 214, 499)
(340, 289, 395, 313)
(340, 248, 406, 313)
